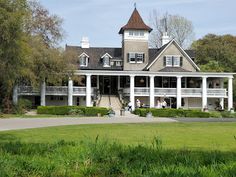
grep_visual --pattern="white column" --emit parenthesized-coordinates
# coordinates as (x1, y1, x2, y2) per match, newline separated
(150, 75, 155, 108)
(68, 79, 73, 106)
(228, 76, 233, 111)
(130, 75, 135, 110)
(40, 81, 46, 106)
(176, 76, 182, 109)
(202, 76, 207, 110)
(97, 75, 99, 89)
(117, 76, 120, 90)
(86, 74, 92, 107)
(13, 84, 18, 105)
(220, 79, 224, 109)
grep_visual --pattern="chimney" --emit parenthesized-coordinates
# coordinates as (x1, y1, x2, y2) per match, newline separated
(162, 32, 170, 46)
(81, 37, 90, 48)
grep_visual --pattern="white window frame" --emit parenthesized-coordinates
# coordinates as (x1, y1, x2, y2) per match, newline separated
(129, 53, 136, 63)
(79, 55, 88, 67)
(165, 55, 173, 67)
(136, 53, 144, 63)
(103, 55, 110, 67)
(173, 56, 180, 67)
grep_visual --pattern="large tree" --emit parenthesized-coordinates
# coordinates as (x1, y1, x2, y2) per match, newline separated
(0, 0, 75, 112)
(191, 34, 236, 72)
(192, 34, 236, 103)
(0, 0, 30, 112)
(149, 10, 195, 49)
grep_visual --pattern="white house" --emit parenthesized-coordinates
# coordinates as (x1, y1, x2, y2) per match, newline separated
(14, 8, 234, 111)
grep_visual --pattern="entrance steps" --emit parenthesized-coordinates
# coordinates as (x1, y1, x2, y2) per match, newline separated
(98, 95, 139, 118)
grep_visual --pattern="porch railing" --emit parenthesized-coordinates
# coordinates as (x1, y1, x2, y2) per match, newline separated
(122, 87, 227, 97)
(46, 86, 68, 95)
(18, 86, 40, 95)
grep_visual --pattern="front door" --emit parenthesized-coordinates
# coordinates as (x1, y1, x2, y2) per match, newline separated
(100, 76, 118, 95)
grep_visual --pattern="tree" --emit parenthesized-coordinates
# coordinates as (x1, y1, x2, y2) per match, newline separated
(0, 0, 29, 112)
(192, 34, 236, 103)
(191, 34, 236, 72)
(149, 10, 195, 49)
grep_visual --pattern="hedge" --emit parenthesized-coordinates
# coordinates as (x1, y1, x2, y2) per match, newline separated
(134, 108, 224, 118)
(37, 106, 109, 116)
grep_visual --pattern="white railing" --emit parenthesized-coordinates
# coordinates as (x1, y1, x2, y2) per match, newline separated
(182, 88, 202, 97)
(18, 86, 39, 95)
(207, 89, 227, 97)
(46, 86, 68, 95)
(134, 87, 150, 95)
(155, 88, 176, 96)
(73, 87, 86, 95)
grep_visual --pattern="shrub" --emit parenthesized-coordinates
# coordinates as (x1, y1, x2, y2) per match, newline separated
(14, 98, 32, 114)
(220, 111, 236, 118)
(37, 106, 109, 116)
(184, 110, 210, 118)
(85, 107, 109, 116)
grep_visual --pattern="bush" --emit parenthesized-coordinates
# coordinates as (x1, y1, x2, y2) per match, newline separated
(37, 106, 109, 116)
(14, 98, 32, 114)
(133, 108, 225, 118)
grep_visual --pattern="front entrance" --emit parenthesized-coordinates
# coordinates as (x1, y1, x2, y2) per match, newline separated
(100, 76, 118, 95)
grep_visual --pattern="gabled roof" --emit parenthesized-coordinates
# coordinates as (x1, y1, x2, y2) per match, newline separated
(144, 39, 200, 71)
(119, 8, 152, 34)
(66, 46, 122, 70)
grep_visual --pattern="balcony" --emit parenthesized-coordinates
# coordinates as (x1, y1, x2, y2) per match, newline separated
(123, 87, 227, 98)
(18, 86, 95, 96)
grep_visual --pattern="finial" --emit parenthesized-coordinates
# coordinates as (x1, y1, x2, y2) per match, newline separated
(134, 2, 136, 9)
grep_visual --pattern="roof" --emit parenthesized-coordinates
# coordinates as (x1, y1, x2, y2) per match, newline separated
(66, 46, 122, 70)
(119, 8, 152, 34)
(66, 45, 196, 71)
(159, 67, 190, 72)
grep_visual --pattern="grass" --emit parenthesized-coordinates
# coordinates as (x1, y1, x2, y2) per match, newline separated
(1, 123, 236, 176)
(1, 123, 236, 151)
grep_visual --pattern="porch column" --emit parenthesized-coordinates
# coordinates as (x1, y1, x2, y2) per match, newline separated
(97, 75, 99, 89)
(176, 76, 182, 109)
(118, 76, 120, 90)
(228, 76, 233, 111)
(13, 84, 18, 105)
(86, 74, 92, 107)
(202, 76, 207, 110)
(220, 79, 224, 109)
(150, 75, 155, 108)
(130, 75, 135, 110)
(68, 79, 73, 106)
(40, 81, 46, 106)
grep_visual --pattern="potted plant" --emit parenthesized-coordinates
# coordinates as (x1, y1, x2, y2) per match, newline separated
(108, 109, 115, 117)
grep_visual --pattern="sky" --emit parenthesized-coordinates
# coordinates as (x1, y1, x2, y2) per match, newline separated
(40, 0, 236, 48)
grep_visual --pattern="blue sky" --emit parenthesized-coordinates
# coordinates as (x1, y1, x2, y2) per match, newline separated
(40, 0, 236, 48)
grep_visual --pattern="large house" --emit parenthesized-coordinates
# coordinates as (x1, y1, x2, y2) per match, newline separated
(14, 8, 234, 111)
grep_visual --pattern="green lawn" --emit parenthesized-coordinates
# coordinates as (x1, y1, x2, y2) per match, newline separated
(1, 123, 236, 176)
(1, 122, 236, 151)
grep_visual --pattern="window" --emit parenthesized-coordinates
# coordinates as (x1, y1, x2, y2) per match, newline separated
(116, 61, 121, 66)
(136, 53, 144, 63)
(79, 55, 88, 67)
(166, 56, 173, 67)
(103, 56, 110, 67)
(173, 56, 180, 67)
(128, 30, 145, 37)
(164, 55, 182, 67)
(128, 53, 144, 63)
(128, 53, 136, 63)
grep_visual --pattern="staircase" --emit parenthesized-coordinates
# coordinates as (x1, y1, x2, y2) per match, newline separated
(98, 95, 122, 110)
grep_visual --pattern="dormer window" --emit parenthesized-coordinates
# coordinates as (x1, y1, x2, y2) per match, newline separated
(79, 53, 89, 67)
(101, 53, 112, 67)
(164, 55, 182, 67)
(128, 52, 145, 63)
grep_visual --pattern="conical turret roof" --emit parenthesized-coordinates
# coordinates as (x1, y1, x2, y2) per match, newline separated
(119, 8, 152, 34)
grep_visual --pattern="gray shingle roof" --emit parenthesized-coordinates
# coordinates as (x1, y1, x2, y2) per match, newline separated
(66, 45, 195, 71)
(159, 67, 190, 72)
